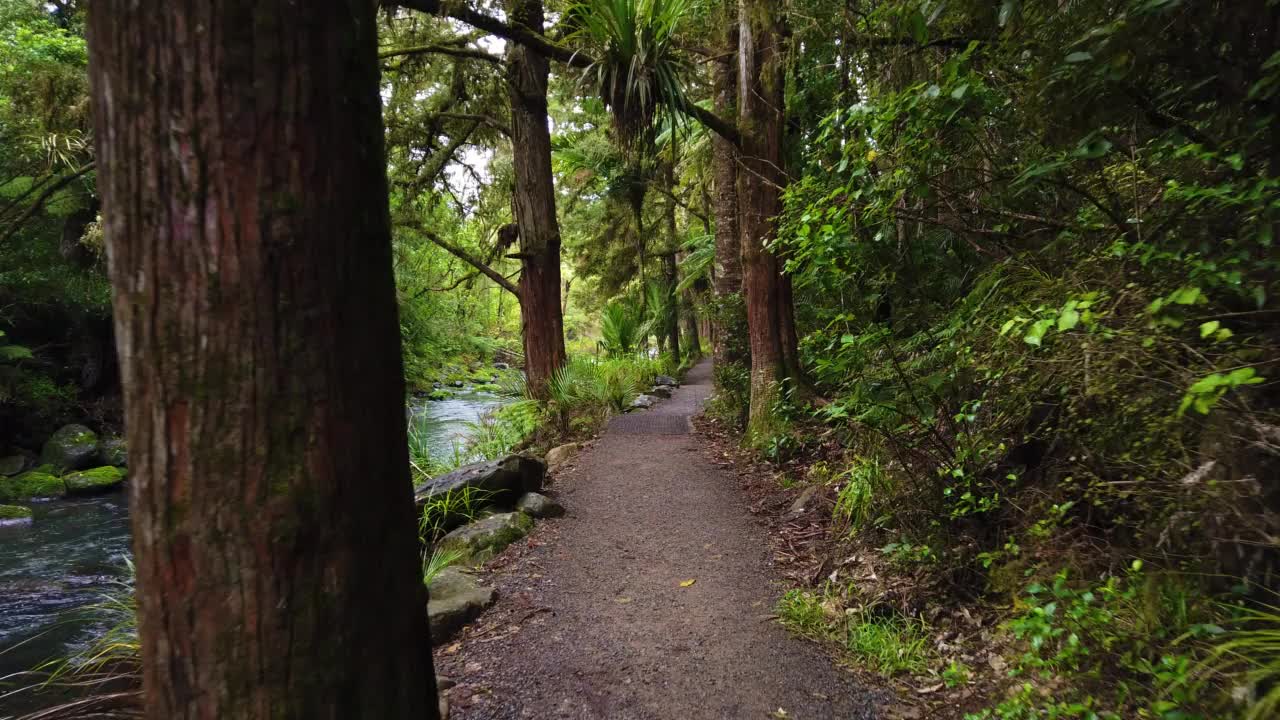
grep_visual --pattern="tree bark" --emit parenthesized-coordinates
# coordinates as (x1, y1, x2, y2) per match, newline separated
(738, 0, 793, 441)
(506, 0, 567, 399)
(662, 253, 681, 359)
(87, 3, 438, 719)
(712, 21, 745, 368)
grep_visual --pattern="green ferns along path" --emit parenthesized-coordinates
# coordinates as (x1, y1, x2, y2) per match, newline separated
(433, 361, 884, 719)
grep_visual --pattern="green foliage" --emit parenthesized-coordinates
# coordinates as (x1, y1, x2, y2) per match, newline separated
(831, 457, 886, 534)
(777, 588, 931, 677)
(549, 355, 659, 428)
(1202, 604, 1280, 720)
(565, 0, 696, 144)
(418, 486, 496, 542)
(422, 547, 465, 588)
(600, 301, 647, 357)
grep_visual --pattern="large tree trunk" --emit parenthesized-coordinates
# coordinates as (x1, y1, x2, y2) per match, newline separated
(681, 283, 702, 359)
(712, 21, 745, 368)
(738, 0, 794, 442)
(507, 0, 567, 399)
(87, 3, 439, 719)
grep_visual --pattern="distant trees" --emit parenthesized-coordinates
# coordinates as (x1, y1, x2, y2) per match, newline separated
(88, 1, 438, 717)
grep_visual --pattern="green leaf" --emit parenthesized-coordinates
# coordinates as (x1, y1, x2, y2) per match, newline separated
(950, 83, 969, 100)
(1023, 319, 1053, 347)
(1065, 51, 1092, 63)
(998, 0, 1016, 27)
(1198, 321, 1219, 338)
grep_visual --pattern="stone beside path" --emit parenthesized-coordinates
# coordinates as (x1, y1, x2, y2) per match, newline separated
(433, 360, 883, 719)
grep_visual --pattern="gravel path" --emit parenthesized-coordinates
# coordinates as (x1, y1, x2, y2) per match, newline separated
(434, 360, 884, 719)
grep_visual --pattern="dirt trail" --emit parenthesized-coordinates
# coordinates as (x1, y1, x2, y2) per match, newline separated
(434, 360, 883, 719)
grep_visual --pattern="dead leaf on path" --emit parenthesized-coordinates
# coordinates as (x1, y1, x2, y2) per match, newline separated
(615, 597, 633, 604)
(916, 682, 944, 694)
(679, 579, 696, 587)
(771, 709, 791, 719)
(444, 643, 462, 655)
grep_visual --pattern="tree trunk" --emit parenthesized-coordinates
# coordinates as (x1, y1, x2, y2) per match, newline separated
(662, 253, 681, 360)
(87, 3, 438, 719)
(507, 0, 567, 398)
(713, 21, 746, 368)
(681, 282, 702, 359)
(738, 0, 792, 442)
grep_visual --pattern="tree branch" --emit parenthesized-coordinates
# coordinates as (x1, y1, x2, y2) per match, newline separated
(0, 161, 95, 246)
(391, 0, 743, 147)
(419, 228, 521, 298)
(380, 43, 503, 64)
(431, 112, 511, 137)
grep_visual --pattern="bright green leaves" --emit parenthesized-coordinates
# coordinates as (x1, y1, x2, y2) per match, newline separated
(1000, 295, 1100, 348)
(1178, 367, 1265, 416)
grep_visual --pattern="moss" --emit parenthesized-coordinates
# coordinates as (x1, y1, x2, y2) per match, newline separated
(0, 471, 65, 501)
(473, 383, 501, 393)
(0, 504, 33, 521)
(428, 389, 451, 401)
(62, 465, 126, 495)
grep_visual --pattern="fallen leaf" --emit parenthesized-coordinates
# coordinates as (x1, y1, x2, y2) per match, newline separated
(679, 579, 697, 587)
(615, 597, 633, 604)
(444, 643, 462, 655)
(771, 709, 790, 719)
(916, 682, 944, 694)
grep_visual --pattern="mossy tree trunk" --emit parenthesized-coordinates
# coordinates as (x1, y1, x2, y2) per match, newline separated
(712, 19, 746, 369)
(738, 0, 799, 442)
(507, 0, 568, 399)
(87, 2, 439, 718)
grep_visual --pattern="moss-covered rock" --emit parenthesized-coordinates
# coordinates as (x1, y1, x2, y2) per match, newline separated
(40, 424, 99, 473)
(0, 504, 33, 526)
(97, 437, 128, 467)
(473, 383, 501, 393)
(427, 389, 451, 401)
(62, 466, 126, 496)
(0, 455, 27, 476)
(438, 512, 534, 565)
(0, 471, 65, 501)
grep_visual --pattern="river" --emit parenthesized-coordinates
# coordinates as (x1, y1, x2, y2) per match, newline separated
(0, 389, 505, 710)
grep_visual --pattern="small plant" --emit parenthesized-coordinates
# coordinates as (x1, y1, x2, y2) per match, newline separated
(942, 660, 971, 688)
(1201, 603, 1280, 720)
(422, 547, 464, 588)
(777, 588, 931, 678)
(832, 457, 886, 533)
(418, 486, 494, 541)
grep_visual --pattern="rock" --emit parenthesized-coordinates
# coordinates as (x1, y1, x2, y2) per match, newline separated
(414, 454, 545, 507)
(648, 386, 672, 399)
(40, 424, 99, 473)
(97, 437, 128, 467)
(630, 394, 656, 410)
(427, 567, 496, 642)
(473, 383, 501, 393)
(428, 389, 451, 401)
(438, 512, 534, 564)
(0, 471, 65, 502)
(452, 380, 464, 388)
(493, 362, 510, 370)
(0, 455, 27, 476)
(544, 442, 579, 471)
(654, 374, 678, 387)
(0, 504, 33, 527)
(62, 466, 126, 496)
(516, 491, 564, 519)
(787, 485, 821, 516)
(432, 381, 443, 389)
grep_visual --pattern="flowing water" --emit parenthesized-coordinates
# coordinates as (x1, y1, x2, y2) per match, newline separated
(0, 389, 505, 709)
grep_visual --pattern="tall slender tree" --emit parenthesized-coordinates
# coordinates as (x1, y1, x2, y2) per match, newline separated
(711, 21, 744, 367)
(87, 2, 439, 718)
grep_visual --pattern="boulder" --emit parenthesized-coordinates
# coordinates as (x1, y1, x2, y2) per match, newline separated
(0, 455, 27, 476)
(427, 567, 496, 642)
(630, 394, 656, 410)
(0, 471, 64, 502)
(62, 466, 126, 496)
(648, 386, 672, 399)
(0, 504, 33, 527)
(438, 512, 534, 564)
(414, 454, 545, 507)
(493, 362, 510, 370)
(97, 437, 128, 467)
(451, 380, 464, 388)
(427, 389, 450, 401)
(654, 375, 678, 387)
(787, 485, 821, 517)
(516, 492, 564, 519)
(544, 442, 579, 471)
(40, 424, 99, 473)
